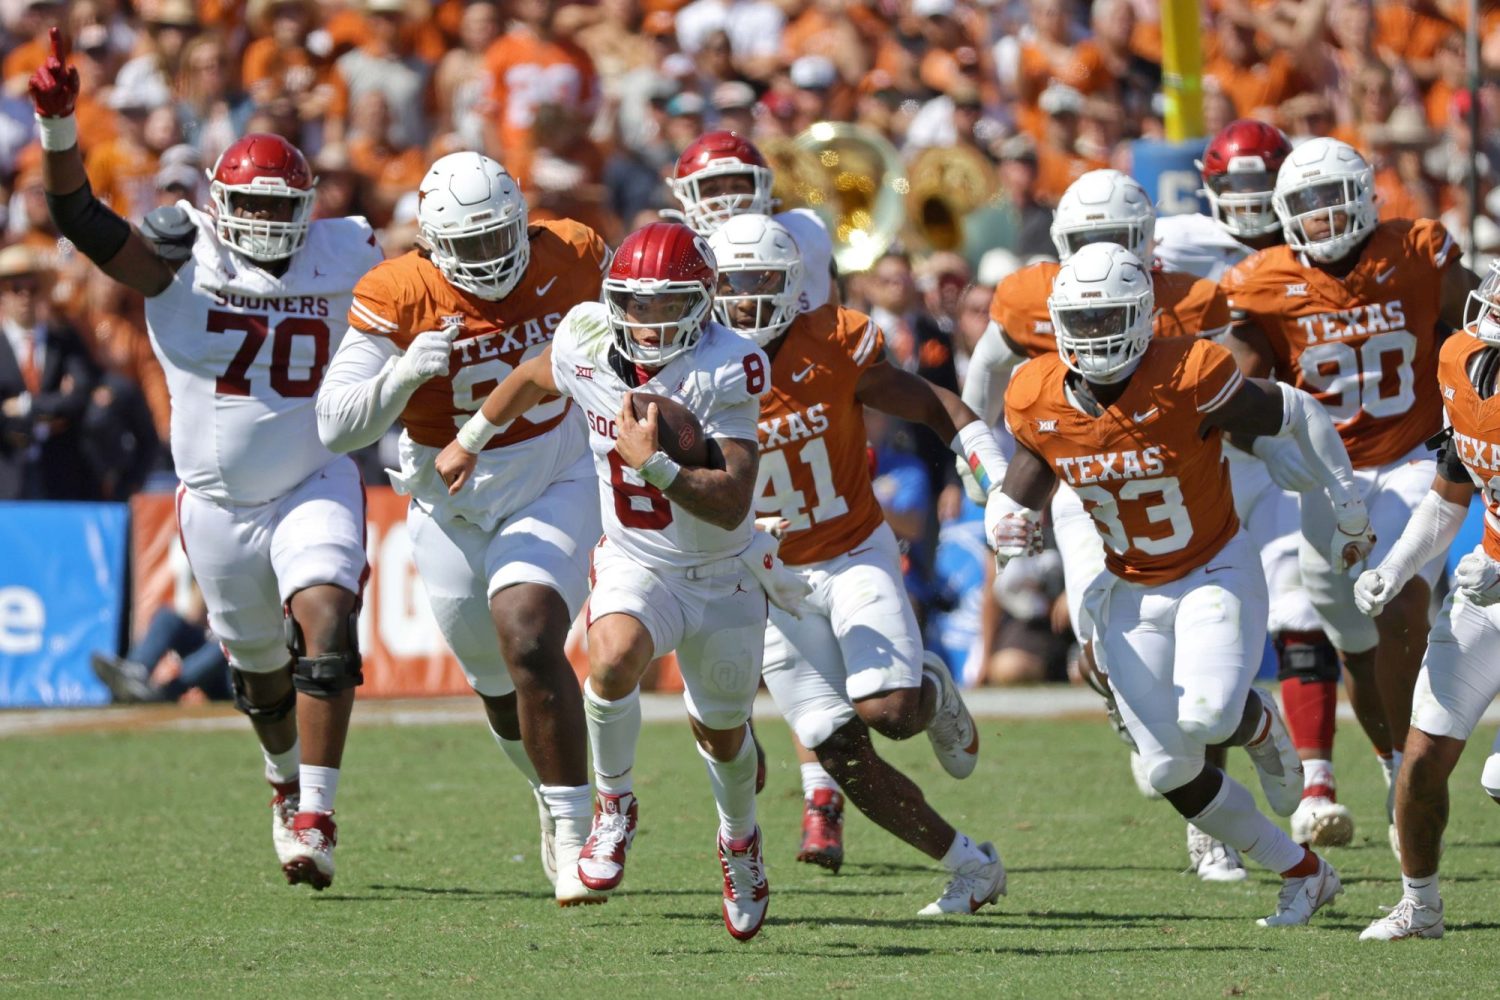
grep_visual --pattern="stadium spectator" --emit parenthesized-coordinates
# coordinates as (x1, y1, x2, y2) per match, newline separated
(173, 33, 248, 166)
(336, 0, 432, 151)
(91, 580, 231, 704)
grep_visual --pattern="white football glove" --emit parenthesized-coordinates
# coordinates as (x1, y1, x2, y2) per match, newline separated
(1331, 498, 1375, 574)
(1354, 566, 1400, 616)
(739, 530, 813, 619)
(986, 492, 1043, 569)
(1251, 436, 1320, 493)
(1454, 551, 1500, 606)
(392, 325, 460, 390)
(955, 455, 989, 505)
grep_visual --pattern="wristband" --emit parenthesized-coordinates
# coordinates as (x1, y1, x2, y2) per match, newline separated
(639, 450, 681, 490)
(35, 113, 77, 152)
(953, 420, 1006, 494)
(455, 410, 504, 453)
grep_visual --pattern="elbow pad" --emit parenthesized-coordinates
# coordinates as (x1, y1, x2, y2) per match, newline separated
(140, 205, 197, 263)
(45, 180, 131, 266)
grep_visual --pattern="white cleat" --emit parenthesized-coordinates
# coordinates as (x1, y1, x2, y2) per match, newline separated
(1359, 896, 1444, 940)
(1244, 694, 1304, 817)
(918, 841, 1006, 915)
(534, 787, 558, 888)
(1131, 750, 1163, 800)
(282, 812, 337, 891)
(1257, 857, 1342, 927)
(922, 654, 979, 779)
(719, 827, 770, 941)
(1187, 824, 1247, 883)
(1290, 795, 1354, 847)
(553, 814, 607, 907)
(270, 780, 300, 866)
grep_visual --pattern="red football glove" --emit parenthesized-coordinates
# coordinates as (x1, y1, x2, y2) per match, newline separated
(28, 28, 80, 119)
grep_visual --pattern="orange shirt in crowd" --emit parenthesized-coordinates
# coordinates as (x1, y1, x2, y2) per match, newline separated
(84, 140, 160, 224)
(1205, 50, 1305, 118)
(1373, 2, 1457, 64)
(1034, 146, 1109, 206)
(484, 29, 599, 163)
(241, 39, 350, 119)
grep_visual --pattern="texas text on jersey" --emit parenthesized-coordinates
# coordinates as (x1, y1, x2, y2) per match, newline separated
(1006, 336, 1247, 585)
(1222, 218, 1459, 468)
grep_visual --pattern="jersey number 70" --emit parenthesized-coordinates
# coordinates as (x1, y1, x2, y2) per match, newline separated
(208, 309, 330, 398)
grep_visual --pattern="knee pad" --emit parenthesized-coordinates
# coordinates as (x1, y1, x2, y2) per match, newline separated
(1179, 711, 1238, 748)
(1274, 630, 1340, 683)
(1482, 753, 1500, 801)
(231, 668, 296, 721)
(286, 611, 364, 698)
(1146, 754, 1204, 797)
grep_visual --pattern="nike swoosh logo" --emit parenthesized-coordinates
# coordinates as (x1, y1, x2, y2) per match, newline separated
(1205, 565, 1232, 574)
(849, 547, 871, 557)
(791, 364, 815, 382)
(1132, 407, 1158, 423)
(535, 276, 559, 296)
(1375, 266, 1396, 284)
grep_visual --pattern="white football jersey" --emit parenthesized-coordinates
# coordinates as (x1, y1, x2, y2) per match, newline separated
(550, 302, 768, 570)
(145, 204, 383, 505)
(776, 208, 834, 312)
(1152, 212, 1254, 282)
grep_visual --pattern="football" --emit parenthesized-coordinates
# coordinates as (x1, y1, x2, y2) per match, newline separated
(630, 392, 713, 467)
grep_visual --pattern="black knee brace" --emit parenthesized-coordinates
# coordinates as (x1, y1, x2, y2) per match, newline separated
(285, 612, 364, 697)
(1274, 630, 1341, 683)
(231, 668, 297, 721)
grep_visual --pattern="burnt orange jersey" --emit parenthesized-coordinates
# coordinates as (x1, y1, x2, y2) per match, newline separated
(988, 262, 1231, 359)
(1438, 333, 1500, 561)
(1222, 218, 1459, 468)
(349, 219, 607, 450)
(1007, 337, 1245, 585)
(754, 305, 888, 565)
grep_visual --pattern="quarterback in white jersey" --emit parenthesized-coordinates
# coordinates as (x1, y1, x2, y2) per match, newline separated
(438, 222, 795, 941)
(316, 152, 609, 905)
(33, 32, 375, 891)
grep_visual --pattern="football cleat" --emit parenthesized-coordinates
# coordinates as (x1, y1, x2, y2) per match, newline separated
(577, 792, 637, 892)
(282, 811, 337, 891)
(1186, 823, 1247, 883)
(1290, 793, 1354, 847)
(796, 788, 844, 873)
(1359, 896, 1444, 941)
(918, 841, 1006, 916)
(1130, 750, 1163, 800)
(922, 654, 979, 779)
(719, 827, 770, 941)
(534, 787, 557, 888)
(1244, 695, 1304, 816)
(553, 814, 608, 907)
(1257, 857, 1342, 927)
(269, 779, 300, 866)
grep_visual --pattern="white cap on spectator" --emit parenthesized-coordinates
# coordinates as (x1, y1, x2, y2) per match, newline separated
(1039, 83, 1084, 116)
(978, 248, 1022, 286)
(662, 53, 697, 79)
(108, 72, 172, 111)
(363, 0, 411, 13)
(713, 81, 757, 111)
(790, 55, 838, 91)
(912, 0, 956, 17)
(157, 160, 201, 192)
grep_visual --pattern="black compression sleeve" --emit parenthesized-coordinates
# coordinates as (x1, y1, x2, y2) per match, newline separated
(45, 179, 131, 266)
(1435, 436, 1470, 485)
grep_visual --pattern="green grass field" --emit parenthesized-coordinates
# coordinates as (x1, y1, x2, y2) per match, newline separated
(4, 707, 1499, 998)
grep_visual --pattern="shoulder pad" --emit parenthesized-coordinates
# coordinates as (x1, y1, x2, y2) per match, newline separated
(140, 205, 197, 263)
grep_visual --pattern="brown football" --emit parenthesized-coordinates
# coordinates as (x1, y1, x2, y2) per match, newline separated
(630, 392, 714, 468)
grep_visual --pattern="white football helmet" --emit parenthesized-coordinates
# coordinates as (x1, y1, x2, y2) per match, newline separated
(1048, 242, 1154, 384)
(1051, 169, 1156, 262)
(416, 152, 530, 300)
(1464, 258, 1500, 346)
(706, 214, 805, 345)
(1272, 137, 1377, 264)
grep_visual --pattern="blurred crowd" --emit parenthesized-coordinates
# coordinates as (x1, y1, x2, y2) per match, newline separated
(3, 0, 1500, 686)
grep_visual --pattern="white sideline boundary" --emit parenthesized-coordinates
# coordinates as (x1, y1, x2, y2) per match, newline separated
(3, 687, 1499, 740)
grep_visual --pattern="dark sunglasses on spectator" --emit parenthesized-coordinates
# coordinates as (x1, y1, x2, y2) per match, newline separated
(1, 278, 39, 294)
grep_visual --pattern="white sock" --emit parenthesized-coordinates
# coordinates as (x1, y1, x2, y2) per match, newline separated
(263, 739, 300, 785)
(490, 728, 541, 790)
(539, 783, 594, 819)
(1303, 758, 1334, 790)
(800, 761, 839, 799)
(941, 831, 987, 870)
(1381, 750, 1404, 788)
(1402, 872, 1441, 908)
(700, 726, 757, 841)
(585, 681, 641, 796)
(1191, 774, 1304, 873)
(299, 764, 339, 814)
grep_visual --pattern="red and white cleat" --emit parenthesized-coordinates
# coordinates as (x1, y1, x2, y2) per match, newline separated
(269, 779, 300, 867)
(719, 827, 769, 941)
(796, 789, 844, 873)
(282, 811, 337, 891)
(577, 792, 637, 892)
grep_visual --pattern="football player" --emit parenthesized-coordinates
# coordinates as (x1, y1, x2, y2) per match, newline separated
(1156, 121, 1361, 850)
(1223, 136, 1481, 858)
(999, 243, 1370, 926)
(961, 168, 1248, 880)
(315, 152, 608, 905)
(30, 30, 381, 889)
(436, 222, 793, 941)
(708, 214, 1007, 914)
(1353, 260, 1500, 941)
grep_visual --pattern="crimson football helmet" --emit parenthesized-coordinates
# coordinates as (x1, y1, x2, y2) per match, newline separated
(209, 133, 316, 262)
(1197, 120, 1292, 239)
(605, 222, 717, 367)
(669, 131, 774, 236)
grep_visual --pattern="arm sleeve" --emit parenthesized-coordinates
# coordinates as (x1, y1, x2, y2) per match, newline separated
(962, 321, 1021, 426)
(1378, 489, 1470, 586)
(1273, 382, 1361, 509)
(1435, 434, 1471, 484)
(315, 330, 410, 453)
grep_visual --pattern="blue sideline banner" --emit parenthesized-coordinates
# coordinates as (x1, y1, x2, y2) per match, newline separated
(0, 502, 127, 707)
(1132, 138, 1209, 218)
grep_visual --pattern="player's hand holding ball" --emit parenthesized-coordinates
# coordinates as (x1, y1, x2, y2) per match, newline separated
(615, 391, 660, 470)
(1454, 551, 1500, 606)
